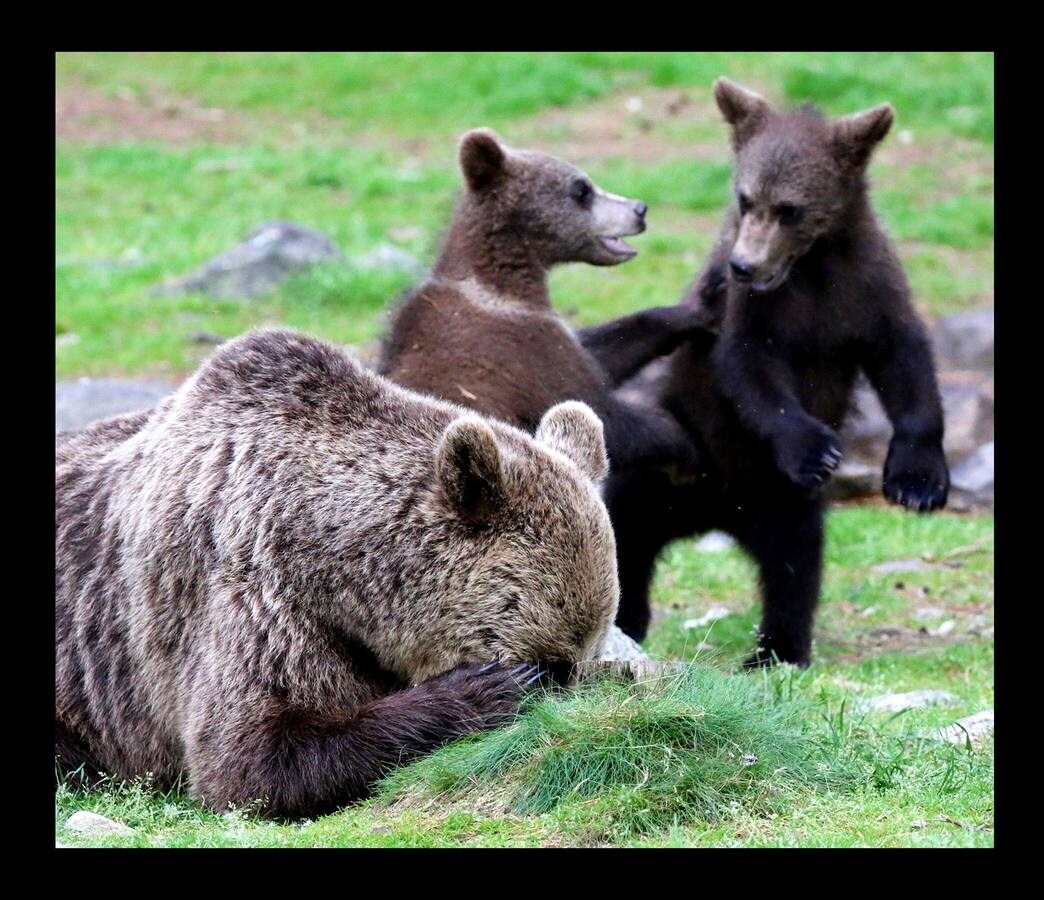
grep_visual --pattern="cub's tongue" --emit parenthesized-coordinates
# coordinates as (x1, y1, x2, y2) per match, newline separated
(600, 236, 636, 257)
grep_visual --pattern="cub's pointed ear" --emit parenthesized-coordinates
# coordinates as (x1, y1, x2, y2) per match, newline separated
(832, 103, 894, 171)
(536, 401, 609, 484)
(460, 128, 507, 192)
(436, 416, 506, 523)
(713, 77, 771, 150)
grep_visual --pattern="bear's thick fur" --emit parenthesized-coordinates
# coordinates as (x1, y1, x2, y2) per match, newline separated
(55, 329, 619, 818)
(378, 128, 715, 475)
(610, 79, 949, 663)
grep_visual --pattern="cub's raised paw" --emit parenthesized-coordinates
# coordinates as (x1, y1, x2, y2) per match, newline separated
(883, 443, 949, 512)
(775, 421, 843, 492)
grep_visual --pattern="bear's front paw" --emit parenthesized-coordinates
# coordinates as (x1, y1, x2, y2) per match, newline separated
(883, 440, 949, 512)
(443, 661, 549, 730)
(775, 421, 843, 492)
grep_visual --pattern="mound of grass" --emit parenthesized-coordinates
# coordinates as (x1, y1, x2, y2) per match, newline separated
(377, 663, 862, 839)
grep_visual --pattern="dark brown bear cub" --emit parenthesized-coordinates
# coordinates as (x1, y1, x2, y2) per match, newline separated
(56, 329, 620, 819)
(611, 79, 949, 664)
(378, 128, 714, 476)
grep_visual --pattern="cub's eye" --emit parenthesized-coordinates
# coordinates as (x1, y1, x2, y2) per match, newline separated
(738, 193, 752, 215)
(570, 179, 593, 205)
(776, 203, 805, 225)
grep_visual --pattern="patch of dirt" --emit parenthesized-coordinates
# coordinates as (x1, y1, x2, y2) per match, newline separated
(513, 86, 730, 165)
(56, 85, 252, 145)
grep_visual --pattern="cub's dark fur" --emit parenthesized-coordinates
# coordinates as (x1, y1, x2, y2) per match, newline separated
(56, 329, 620, 818)
(612, 79, 949, 664)
(378, 128, 714, 477)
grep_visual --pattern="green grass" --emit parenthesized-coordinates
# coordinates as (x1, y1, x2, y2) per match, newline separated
(56, 507, 994, 849)
(55, 52, 994, 848)
(56, 51, 993, 379)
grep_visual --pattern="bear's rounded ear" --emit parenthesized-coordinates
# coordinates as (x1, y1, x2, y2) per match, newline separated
(536, 401, 609, 485)
(713, 77, 771, 150)
(436, 416, 506, 523)
(832, 103, 895, 172)
(460, 128, 507, 192)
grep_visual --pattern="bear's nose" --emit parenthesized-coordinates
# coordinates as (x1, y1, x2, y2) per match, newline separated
(634, 202, 648, 219)
(729, 257, 754, 282)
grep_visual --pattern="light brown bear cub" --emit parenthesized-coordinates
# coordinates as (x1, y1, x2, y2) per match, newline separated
(379, 128, 713, 474)
(55, 329, 619, 819)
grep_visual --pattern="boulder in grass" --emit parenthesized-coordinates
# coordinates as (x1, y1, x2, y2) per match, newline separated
(56, 378, 174, 434)
(151, 221, 343, 300)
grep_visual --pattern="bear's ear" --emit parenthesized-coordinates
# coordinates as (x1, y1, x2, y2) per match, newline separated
(436, 416, 506, 523)
(460, 128, 507, 192)
(536, 401, 609, 485)
(832, 103, 894, 171)
(713, 77, 771, 150)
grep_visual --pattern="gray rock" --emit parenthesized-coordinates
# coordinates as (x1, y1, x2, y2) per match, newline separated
(65, 811, 132, 837)
(857, 689, 961, 714)
(949, 441, 994, 510)
(933, 309, 994, 371)
(152, 222, 343, 299)
(937, 710, 994, 748)
(871, 558, 938, 574)
(576, 624, 685, 683)
(683, 605, 731, 629)
(839, 372, 993, 493)
(696, 531, 735, 553)
(56, 378, 174, 433)
(354, 243, 425, 277)
(599, 625, 651, 663)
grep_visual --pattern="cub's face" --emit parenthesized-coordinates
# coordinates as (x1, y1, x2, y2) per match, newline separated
(459, 128, 648, 267)
(408, 401, 619, 684)
(713, 77, 894, 294)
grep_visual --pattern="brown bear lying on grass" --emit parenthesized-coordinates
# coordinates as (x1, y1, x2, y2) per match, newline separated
(56, 329, 619, 819)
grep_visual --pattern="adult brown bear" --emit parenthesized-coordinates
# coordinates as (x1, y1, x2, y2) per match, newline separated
(55, 329, 620, 818)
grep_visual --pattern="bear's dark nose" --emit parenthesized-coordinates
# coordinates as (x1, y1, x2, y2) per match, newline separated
(729, 257, 754, 282)
(634, 202, 648, 219)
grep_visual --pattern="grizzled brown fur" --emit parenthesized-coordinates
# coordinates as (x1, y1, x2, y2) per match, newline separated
(56, 329, 619, 818)
(378, 128, 713, 474)
(609, 80, 949, 662)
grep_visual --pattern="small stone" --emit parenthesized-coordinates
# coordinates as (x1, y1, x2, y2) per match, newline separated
(860, 606, 877, 617)
(186, 331, 226, 345)
(741, 753, 758, 766)
(65, 811, 132, 837)
(696, 531, 736, 553)
(683, 606, 731, 629)
(354, 244, 425, 277)
(625, 96, 644, 114)
(928, 620, 956, 637)
(857, 689, 961, 714)
(371, 825, 393, 836)
(872, 558, 937, 574)
(898, 129, 914, 145)
(912, 606, 948, 621)
(598, 624, 651, 663)
(938, 710, 994, 749)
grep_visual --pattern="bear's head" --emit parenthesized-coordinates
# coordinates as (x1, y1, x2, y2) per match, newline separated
(394, 400, 619, 684)
(713, 76, 894, 293)
(457, 127, 648, 267)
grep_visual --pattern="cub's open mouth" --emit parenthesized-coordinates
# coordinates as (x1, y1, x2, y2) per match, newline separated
(599, 236, 638, 259)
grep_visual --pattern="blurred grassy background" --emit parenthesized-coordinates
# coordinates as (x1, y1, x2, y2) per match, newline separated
(55, 51, 993, 380)
(55, 52, 994, 848)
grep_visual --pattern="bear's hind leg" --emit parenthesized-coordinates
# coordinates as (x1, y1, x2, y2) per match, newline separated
(733, 496, 825, 668)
